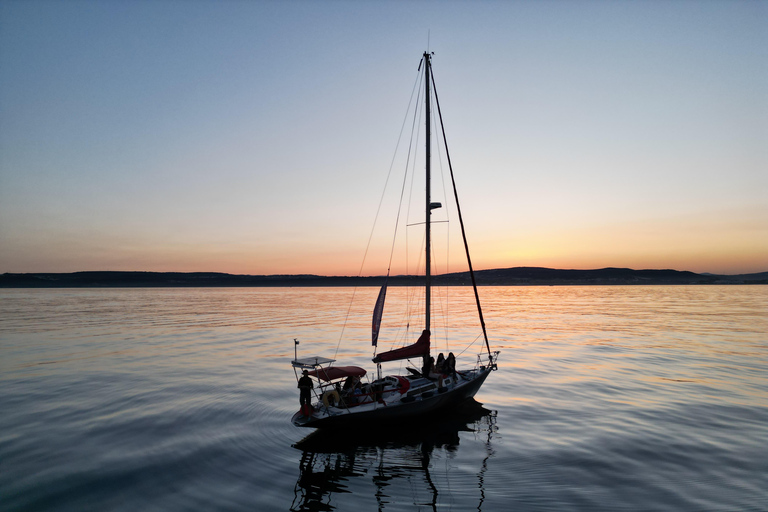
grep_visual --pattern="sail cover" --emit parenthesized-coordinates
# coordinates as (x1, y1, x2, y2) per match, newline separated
(372, 284, 387, 346)
(308, 366, 367, 382)
(372, 329, 430, 363)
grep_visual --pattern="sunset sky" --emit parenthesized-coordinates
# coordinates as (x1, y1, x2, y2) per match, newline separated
(1, 1, 766, 276)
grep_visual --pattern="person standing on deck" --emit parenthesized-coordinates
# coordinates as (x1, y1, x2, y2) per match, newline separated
(298, 370, 313, 415)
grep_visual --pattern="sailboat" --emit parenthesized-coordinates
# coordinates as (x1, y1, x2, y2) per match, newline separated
(291, 52, 499, 429)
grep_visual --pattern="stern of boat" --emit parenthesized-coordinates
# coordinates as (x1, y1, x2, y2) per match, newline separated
(293, 404, 327, 427)
(292, 410, 313, 427)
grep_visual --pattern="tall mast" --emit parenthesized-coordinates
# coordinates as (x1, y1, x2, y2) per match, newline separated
(424, 51, 432, 333)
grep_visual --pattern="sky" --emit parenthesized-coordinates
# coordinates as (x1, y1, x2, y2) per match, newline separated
(1, 0, 766, 276)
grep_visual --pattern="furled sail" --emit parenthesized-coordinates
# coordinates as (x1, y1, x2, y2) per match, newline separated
(372, 329, 430, 363)
(372, 284, 387, 346)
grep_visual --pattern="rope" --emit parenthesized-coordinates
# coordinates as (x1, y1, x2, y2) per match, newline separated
(335, 66, 423, 359)
(430, 64, 492, 360)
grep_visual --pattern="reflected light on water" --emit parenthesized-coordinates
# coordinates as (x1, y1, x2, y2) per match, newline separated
(1, 285, 766, 511)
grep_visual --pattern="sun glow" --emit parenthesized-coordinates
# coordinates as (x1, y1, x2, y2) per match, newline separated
(1, 2, 765, 276)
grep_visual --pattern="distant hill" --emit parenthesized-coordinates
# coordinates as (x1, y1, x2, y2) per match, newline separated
(442, 267, 768, 286)
(1, 268, 766, 288)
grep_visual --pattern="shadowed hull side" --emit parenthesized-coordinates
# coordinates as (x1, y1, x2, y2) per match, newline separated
(292, 367, 493, 429)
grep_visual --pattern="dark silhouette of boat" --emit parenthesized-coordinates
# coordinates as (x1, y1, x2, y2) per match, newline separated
(291, 52, 499, 429)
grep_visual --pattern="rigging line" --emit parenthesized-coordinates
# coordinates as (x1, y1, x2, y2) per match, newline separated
(365, 66, 423, 277)
(432, 92, 453, 282)
(405, 74, 425, 278)
(430, 96, 453, 338)
(431, 85, 452, 233)
(334, 66, 423, 359)
(430, 65, 492, 359)
(454, 333, 483, 358)
(386, 71, 424, 353)
(387, 66, 425, 274)
(431, 281, 448, 353)
(401, 229, 426, 340)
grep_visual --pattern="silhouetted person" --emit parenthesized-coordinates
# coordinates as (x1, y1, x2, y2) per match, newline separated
(436, 353, 445, 373)
(446, 352, 456, 376)
(423, 356, 436, 379)
(298, 370, 313, 415)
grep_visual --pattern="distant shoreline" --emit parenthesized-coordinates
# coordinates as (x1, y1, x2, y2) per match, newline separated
(1, 267, 766, 288)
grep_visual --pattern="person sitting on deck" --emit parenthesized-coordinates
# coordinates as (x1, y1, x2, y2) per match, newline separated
(446, 352, 456, 377)
(436, 353, 445, 373)
(351, 382, 363, 404)
(342, 375, 358, 393)
(422, 355, 431, 377)
(427, 357, 443, 384)
(423, 356, 436, 379)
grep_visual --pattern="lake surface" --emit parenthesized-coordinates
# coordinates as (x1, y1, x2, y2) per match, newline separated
(1, 286, 766, 511)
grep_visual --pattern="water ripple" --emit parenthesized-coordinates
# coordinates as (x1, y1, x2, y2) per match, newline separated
(1, 286, 767, 511)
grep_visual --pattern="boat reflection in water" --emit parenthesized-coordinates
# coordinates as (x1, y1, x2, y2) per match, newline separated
(291, 399, 497, 511)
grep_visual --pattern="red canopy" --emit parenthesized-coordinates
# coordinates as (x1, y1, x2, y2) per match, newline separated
(308, 366, 367, 382)
(372, 329, 430, 364)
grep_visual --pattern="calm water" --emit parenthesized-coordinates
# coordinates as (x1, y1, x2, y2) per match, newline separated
(1, 286, 766, 511)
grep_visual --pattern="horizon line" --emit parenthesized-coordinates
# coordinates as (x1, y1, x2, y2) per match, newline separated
(3, 266, 767, 278)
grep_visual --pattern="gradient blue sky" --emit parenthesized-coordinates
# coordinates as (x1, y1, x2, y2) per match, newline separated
(1, 0, 766, 275)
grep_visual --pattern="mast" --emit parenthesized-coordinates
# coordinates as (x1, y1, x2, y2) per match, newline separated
(424, 51, 432, 333)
